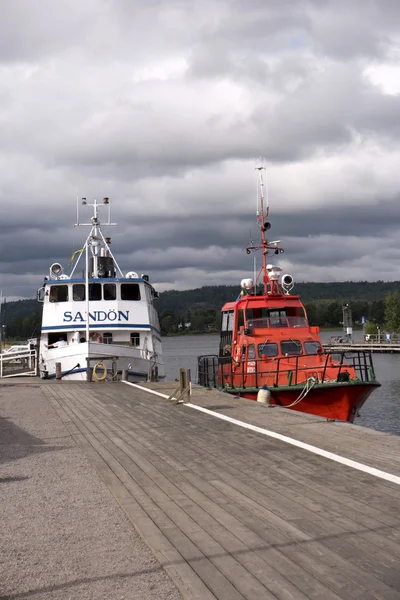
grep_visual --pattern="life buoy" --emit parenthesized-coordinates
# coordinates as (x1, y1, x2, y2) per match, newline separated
(90, 332, 103, 343)
(234, 346, 241, 363)
(92, 361, 108, 382)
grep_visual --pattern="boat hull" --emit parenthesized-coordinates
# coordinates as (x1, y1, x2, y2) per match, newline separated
(226, 382, 379, 422)
(39, 341, 164, 382)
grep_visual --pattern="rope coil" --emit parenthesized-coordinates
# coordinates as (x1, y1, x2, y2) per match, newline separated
(92, 361, 108, 382)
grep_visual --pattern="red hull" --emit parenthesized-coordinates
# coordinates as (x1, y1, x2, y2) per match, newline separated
(231, 384, 377, 422)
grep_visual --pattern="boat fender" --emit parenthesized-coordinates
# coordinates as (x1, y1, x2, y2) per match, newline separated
(234, 346, 241, 363)
(92, 361, 108, 382)
(257, 385, 271, 405)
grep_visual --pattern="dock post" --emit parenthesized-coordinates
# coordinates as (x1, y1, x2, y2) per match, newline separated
(112, 357, 117, 381)
(122, 369, 128, 381)
(86, 358, 92, 382)
(55, 362, 62, 380)
(167, 368, 192, 404)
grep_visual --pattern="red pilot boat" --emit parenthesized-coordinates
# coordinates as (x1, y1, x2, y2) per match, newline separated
(198, 167, 380, 422)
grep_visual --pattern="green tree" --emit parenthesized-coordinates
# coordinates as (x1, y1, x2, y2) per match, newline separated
(384, 292, 400, 332)
(304, 302, 317, 326)
(160, 311, 178, 335)
(190, 308, 206, 332)
(369, 300, 384, 325)
(365, 321, 378, 335)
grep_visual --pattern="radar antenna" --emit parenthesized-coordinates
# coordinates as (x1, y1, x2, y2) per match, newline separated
(244, 165, 285, 295)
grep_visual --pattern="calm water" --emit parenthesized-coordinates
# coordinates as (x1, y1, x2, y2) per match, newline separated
(162, 333, 400, 436)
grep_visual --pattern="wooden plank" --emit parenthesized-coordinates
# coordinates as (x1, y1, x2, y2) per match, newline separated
(73, 392, 395, 600)
(44, 384, 400, 600)
(62, 399, 276, 600)
(42, 387, 218, 600)
(91, 386, 400, 596)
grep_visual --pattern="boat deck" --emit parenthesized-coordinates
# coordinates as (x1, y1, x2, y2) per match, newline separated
(2, 379, 400, 599)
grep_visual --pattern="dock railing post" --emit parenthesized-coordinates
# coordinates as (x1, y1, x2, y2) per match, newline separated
(55, 362, 62, 380)
(167, 368, 192, 404)
(86, 357, 92, 382)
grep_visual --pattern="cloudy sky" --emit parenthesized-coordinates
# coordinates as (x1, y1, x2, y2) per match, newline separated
(1, 0, 400, 300)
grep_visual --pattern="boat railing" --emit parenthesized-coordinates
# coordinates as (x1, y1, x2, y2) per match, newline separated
(247, 316, 307, 330)
(197, 350, 377, 390)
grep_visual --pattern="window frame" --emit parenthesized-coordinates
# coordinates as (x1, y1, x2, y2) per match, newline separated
(49, 285, 69, 303)
(121, 283, 141, 301)
(258, 342, 279, 357)
(280, 340, 303, 356)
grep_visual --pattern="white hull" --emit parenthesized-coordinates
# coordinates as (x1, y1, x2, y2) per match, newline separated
(39, 341, 164, 381)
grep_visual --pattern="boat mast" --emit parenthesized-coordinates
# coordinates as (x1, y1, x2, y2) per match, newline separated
(71, 197, 122, 342)
(245, 166, 284, 295)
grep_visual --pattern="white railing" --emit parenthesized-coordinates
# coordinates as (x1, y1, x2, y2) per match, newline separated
(328, 334, 400, 345)
(0, 349, 37, 378)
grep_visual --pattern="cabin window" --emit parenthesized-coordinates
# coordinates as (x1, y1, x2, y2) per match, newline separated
(248, 344, 256, 359)
(286, 307, 307, 328)
(104, 283, 116, 300)
(121, 283, 141, 301)
(49, 285, 68, 303)
(281, 340, 302, 355)
(269, 310, 287, 327)
(221, 311, 234, 331)
(130, 332, 140, 347)
(73, 284, 85, 301)
(304, 341, 322, 355)
(89, 283, 102, 301)
(103, 333, 113, 344)
(237, 310, 244, 332)
(246, 307, 269, 328)
(258, 343, 278, 357)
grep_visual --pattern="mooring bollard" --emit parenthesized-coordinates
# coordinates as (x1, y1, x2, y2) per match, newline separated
(55, 362, 62, 380)
(167, 368, 192, 404)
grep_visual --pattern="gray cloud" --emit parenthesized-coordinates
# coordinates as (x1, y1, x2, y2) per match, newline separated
(0, 0, 400, 301)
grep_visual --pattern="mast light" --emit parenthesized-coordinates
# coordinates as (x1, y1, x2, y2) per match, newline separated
(266, 265, 282, 281)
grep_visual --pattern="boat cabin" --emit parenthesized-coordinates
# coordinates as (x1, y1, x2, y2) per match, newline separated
(39, 276, 161, 351)
(219, 294, 321, 361)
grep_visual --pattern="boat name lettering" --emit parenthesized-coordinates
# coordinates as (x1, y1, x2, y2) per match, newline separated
(63, 310, 129, 323)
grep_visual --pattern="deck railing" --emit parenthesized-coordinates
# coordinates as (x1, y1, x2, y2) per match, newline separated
(198, 350, 377, 391)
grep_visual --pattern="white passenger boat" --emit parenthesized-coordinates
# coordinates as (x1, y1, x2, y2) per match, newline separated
(37, 197, 164, 381)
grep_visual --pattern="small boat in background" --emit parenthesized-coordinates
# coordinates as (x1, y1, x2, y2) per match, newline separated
(38, 197, 164, 381)
(197, 167, 380, 422)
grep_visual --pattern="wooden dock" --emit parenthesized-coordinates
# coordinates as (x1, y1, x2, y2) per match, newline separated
(2, 377, 399, 598)
(29, 379, 400, 600)
(323, 340, 400, 353)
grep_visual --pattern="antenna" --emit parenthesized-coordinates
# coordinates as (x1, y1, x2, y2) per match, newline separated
(70, 197, 124, 279)
(244, 164, 284, 295)
(75, 197, 116, 228)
